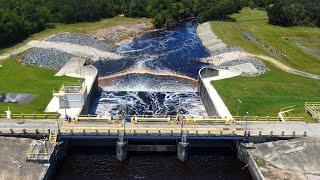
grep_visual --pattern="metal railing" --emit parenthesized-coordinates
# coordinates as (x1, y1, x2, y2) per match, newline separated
(53, 82, 85, 94)
(0, 113, 59, 119)
(234, 116, 305, 122)
(305, 102, 320, 120)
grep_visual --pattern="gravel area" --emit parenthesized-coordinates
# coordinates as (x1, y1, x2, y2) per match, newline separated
(0, 93, 37, 104)
(23, 48, 73, 70)
(47, 32, 118, 52)
(220, 58, 269, 76)
(89, 22, 153, 43)
(197, 22, 269, 76)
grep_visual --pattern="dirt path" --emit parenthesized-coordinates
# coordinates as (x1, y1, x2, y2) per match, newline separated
(254, 55, 320, 80)
(0, 45, 31, 61)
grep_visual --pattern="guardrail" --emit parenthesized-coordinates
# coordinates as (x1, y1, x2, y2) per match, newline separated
(76, 115, 235, 125)
(76, 115, 305, 124)
(234, 116, 305, 122)
(58, 125, 308, 138)
(305, 102, 320, 121)
(0, 113, 60, 119)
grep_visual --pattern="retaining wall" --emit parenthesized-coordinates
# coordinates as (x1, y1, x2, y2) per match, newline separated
(81, 76, 100, 115)
(198, 68, 220, 116)
(42, 141, 70, 180)
(238, 143, 265, 180)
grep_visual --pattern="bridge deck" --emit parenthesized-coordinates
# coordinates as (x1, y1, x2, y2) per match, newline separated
(0, 119, 319, 139)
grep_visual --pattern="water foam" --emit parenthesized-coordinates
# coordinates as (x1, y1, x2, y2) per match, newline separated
(92, 91, 207, 116)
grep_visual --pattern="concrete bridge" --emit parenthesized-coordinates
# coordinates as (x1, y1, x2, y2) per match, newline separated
(0, 116, 319, 161)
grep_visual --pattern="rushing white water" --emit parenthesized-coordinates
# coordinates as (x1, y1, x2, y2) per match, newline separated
(92, 91, 207, 116)
(92, 23, 210, 116)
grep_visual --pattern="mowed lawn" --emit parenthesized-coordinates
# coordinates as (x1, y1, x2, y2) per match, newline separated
(213, 62, 320, 122)
(0, 58, 82, 113)
(211, 8, 320, 75)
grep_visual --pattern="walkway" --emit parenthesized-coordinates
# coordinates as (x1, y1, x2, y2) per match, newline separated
(201, 69, 240, 119)
(0, 45, 32, 61)
(255, 55, 320, 80)
(1, 119, 318, 139)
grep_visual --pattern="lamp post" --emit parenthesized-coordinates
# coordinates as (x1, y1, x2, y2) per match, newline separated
(236, 99, 242, 120)
(245, 111, 249, 137)
(63, 95, 68, 120)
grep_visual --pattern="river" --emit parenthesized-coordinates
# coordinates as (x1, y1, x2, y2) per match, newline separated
(91, 23, 210, 117)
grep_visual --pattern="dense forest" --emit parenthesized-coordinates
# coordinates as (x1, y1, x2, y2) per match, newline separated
(267, 0, 320, 27)
(0, 0, 318, 48)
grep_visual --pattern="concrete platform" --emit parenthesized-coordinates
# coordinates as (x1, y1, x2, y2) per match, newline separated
(249, 137, 320, 179)
(0, 137, 45, 180)
(45, 57, 98, 118)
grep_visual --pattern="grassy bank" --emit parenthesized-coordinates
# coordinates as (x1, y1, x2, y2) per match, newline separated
(213, 62, 320, 122)
(0, 16, 151, 55)
(211, 8, 320, 75)
(0, 58, 81, 113)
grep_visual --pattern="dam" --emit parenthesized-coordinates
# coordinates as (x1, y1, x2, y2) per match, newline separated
(91, 23, 210, 117)
(54, 23, 252, 179)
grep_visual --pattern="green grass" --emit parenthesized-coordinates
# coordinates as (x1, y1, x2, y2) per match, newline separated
(0, 58, 82, 113)
(0, 16, 150, 114)
(213, 62, 320, 122)
(0, 16, 151, 54)
(211, 8, 320, 75)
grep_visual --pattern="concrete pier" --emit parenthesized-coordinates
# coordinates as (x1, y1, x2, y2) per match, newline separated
(177, 142, 189, 161)
(116, 141, 128, 161)
(177, 135, 189, 161)
(116, 133, 127, 161)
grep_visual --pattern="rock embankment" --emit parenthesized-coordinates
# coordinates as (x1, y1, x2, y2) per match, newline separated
(47, 32, 117, 52)
(23, 48, 73, 70)
(89, 22, 153, 43)
(22, 33, 123, 70)
(197, 22, 268, 76)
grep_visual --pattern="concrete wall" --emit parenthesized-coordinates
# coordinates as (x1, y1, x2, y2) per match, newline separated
(238, 143, 265, 180)
(198, 68, 220, 116)
(81, 76, 100, 115)
(43, 141, 70, 180)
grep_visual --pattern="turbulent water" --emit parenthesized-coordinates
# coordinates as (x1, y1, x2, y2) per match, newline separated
(91, 23, 210, 116)
(92, 91, 207, 116)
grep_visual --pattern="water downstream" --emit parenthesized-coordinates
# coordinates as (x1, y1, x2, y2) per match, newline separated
(55, 146, 251, 180)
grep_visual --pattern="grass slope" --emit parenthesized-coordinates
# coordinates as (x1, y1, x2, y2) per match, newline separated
(0, 58, 82, 113)
(211, 8, 320, 75)
(213, 62, 320, 122)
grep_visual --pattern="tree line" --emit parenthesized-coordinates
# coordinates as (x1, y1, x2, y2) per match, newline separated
(267, 0, 320, 27)
(1, 0, 318, 48)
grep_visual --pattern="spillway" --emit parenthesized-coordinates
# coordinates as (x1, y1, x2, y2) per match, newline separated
(91, 23, 210, 116)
